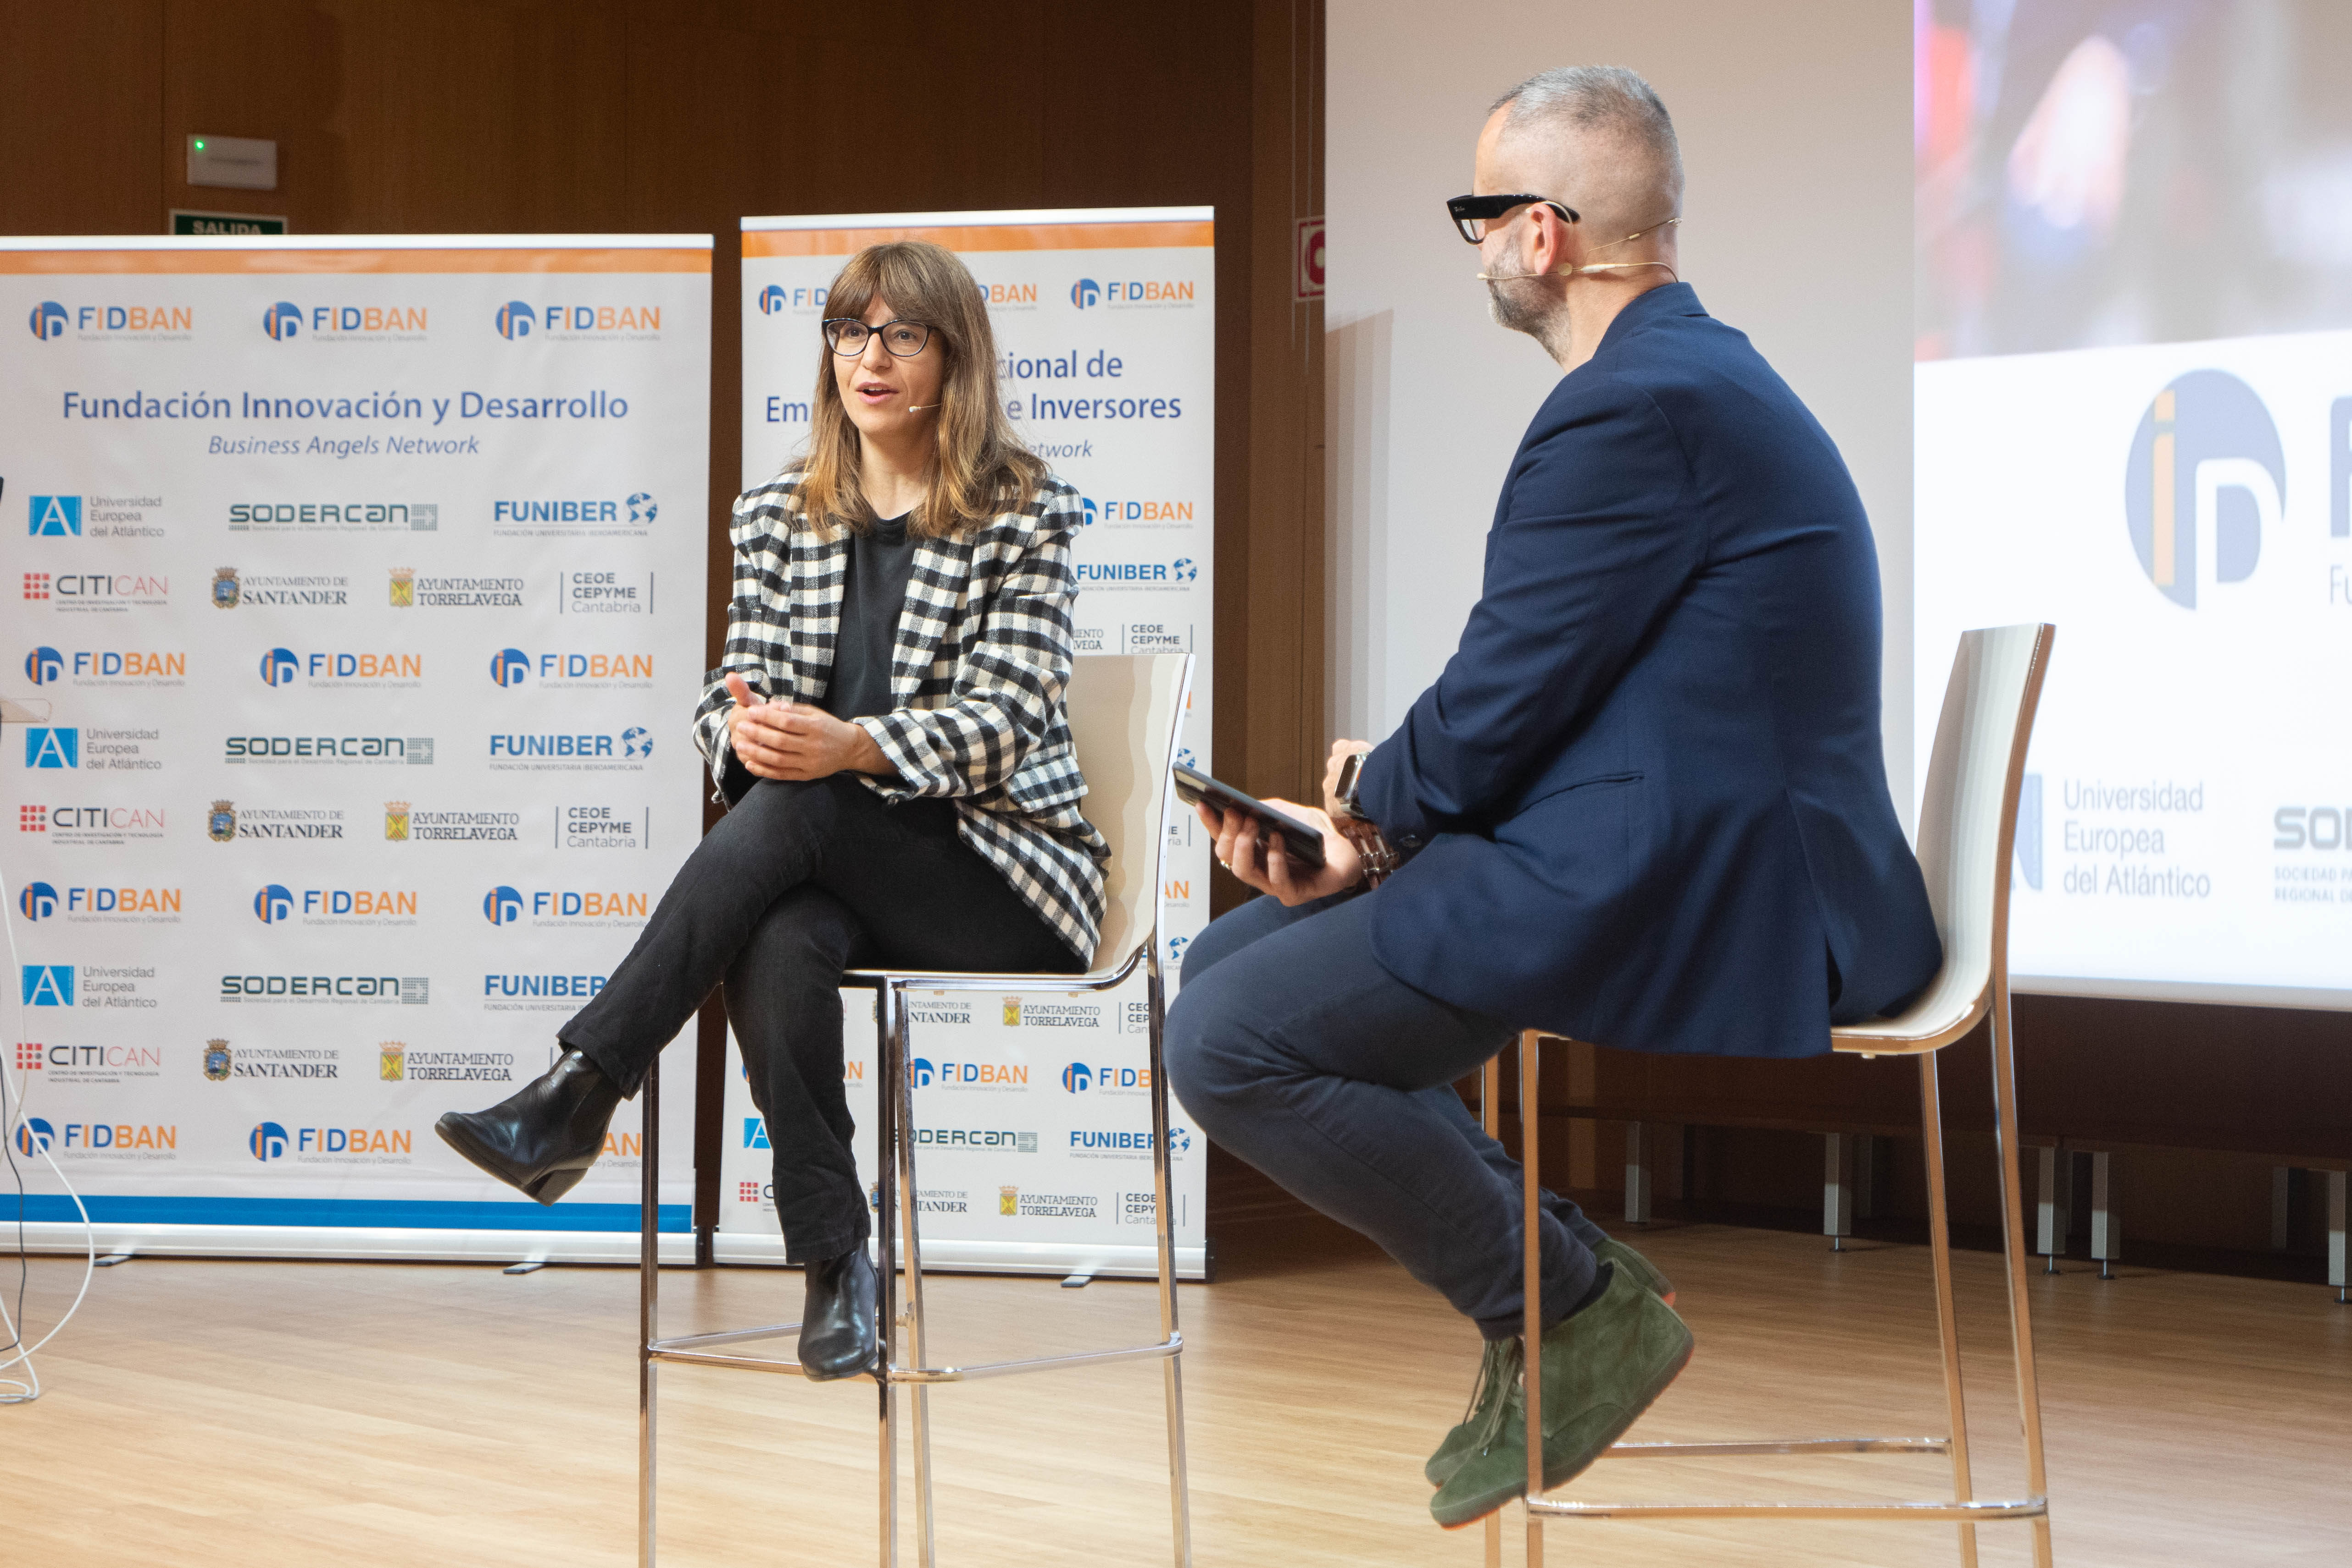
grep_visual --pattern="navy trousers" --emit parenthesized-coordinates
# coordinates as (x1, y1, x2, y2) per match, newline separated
(1166, 888, 1607, 1340)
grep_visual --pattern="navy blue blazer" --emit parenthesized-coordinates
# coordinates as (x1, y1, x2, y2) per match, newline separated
(1353, 283, 1940, 1058)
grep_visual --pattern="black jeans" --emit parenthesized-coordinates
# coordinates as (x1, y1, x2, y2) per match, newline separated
(1166, 888, 1607, 1340)
(561, 775, 1080, 1262)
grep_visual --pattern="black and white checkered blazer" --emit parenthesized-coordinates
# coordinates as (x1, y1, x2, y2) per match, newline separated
(693, 469, 1109, 961)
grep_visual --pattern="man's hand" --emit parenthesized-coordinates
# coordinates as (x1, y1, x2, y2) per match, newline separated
(1199, 799, 1362, 907)
(724, 672, 893, 781)
(1322, 738, 1376, 817)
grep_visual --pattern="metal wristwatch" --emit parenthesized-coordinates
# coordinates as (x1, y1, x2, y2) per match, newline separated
(1330, 751, 1407, 886)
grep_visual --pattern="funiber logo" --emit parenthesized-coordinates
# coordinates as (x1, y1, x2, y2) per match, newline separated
(2124, 370, 2282, 609)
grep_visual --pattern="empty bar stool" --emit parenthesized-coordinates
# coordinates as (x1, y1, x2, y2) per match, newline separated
(1502, 623, 2058, 1568)
(636, 651, 1197, 1568)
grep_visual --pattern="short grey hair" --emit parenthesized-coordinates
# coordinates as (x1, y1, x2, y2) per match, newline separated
(1490, 65, 1683, 200)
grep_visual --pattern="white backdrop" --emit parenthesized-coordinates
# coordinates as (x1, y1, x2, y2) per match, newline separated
(728, 210, 1212, 1277)
(1918, 334, 2352, 1006)
(3, 235, 709, 1261)
(1324, 2, 1918, 817)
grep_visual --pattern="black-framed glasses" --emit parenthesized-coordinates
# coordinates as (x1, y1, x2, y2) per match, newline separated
(1446, 193, 1579, 245)
(822, 317, 933, 357)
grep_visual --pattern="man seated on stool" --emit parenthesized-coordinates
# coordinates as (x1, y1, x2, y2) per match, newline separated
(1164, 65, 1941, 1529)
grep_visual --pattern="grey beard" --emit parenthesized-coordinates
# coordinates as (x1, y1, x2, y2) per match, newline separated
(1485, 279, 1572, 360)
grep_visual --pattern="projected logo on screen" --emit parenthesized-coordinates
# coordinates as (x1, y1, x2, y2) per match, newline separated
(2124, 371, 2282, 609)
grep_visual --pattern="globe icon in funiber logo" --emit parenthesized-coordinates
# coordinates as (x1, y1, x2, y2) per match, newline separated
(2124, 369, 2282, 609)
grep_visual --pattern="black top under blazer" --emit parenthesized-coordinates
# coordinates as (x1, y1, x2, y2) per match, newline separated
(1353, 283, 1941, 1058)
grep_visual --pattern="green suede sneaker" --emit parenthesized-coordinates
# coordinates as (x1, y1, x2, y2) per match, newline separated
(1423, 1239, 1674, 1489)
(1598, 1237, 1675, 1307)
(1428, 1259, 1694, 1529)
(1423, 1338, 1520, 1486)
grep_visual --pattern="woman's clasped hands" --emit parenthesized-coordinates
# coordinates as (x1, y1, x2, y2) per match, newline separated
(724, 671, 894, 780)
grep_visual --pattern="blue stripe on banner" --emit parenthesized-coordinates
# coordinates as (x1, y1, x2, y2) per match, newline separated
(3, 1195, 692, 1232)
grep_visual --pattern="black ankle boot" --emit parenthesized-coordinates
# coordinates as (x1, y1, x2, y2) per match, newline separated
(434, 1049, 623, 1204)
(798, 1246, 879, 1382)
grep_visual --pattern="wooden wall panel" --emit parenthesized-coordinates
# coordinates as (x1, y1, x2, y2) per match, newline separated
(0, 0, 163, 234)
(1237, 0, 1323, 809)
(0, 0, 1324, 1246)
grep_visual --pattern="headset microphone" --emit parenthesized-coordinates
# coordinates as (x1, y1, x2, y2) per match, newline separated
(907, 403, 939, 411)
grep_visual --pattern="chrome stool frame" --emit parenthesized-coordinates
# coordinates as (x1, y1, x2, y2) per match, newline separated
(635, 651, 1195, 1567)
(634, 940, 1193, 1568)
(1501, 625, 2059, 1568)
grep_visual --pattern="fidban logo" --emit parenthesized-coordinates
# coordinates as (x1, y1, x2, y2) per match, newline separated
(2125, 371, 2281, 609)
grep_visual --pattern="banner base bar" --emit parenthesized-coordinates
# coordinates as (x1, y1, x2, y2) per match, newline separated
(711, 1230, 1205, 1280)
(7, 1221, 700, 1265)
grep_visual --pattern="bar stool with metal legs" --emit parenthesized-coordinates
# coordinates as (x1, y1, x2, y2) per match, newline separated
(635, 652, 1197, 1568)
(1498, 623, 2058, 1568)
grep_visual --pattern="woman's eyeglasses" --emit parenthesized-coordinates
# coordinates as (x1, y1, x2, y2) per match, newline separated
(1445, 193, 1579, 244)
(823, 317, 933, 357)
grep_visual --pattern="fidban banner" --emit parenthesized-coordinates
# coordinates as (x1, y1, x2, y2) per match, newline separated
(1, 235, 709, 1260)
(731, 208, 1212, 1277)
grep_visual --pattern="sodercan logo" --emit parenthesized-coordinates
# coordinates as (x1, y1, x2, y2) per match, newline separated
(29, 301, 69, 339)
(2125, 370, 2282, 609)
(263, 301, 303, 340)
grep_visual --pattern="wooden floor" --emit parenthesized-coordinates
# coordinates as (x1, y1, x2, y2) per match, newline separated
(0, 1220, 2346, 1565)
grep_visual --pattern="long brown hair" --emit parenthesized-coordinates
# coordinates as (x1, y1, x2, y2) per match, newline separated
(790, 240, 1044, 539)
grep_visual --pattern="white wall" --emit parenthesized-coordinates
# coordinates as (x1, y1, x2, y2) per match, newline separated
(1325, 0, 1918, 819)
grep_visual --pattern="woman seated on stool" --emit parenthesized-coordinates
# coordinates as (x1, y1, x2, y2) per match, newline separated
(437, 239, 1105, 1381)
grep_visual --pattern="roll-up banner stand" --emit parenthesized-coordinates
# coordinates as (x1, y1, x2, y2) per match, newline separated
(1, 235, 710, 1262)
(732, 208, 1213, 1279)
